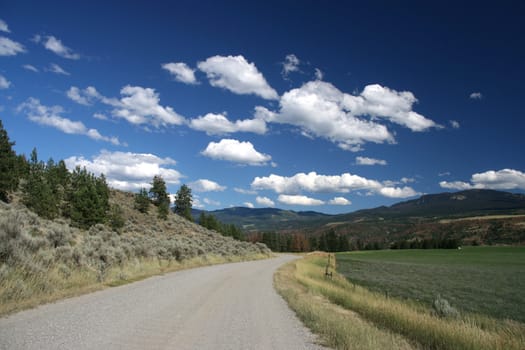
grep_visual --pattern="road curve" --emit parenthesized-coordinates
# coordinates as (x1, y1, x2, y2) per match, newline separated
(0, 255, 326, 350)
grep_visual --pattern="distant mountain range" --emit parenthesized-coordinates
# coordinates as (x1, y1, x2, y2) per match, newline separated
(193, 189, 525, 234)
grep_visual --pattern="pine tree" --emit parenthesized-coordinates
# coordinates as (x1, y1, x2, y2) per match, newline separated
(68, 166, 109, 228)
(108, 204, 125, 231)
(149, 175, 170, 219)
(338, 234, 350, 252)
(326, 229, 338, 252)
(0, 120, 19, 202)
(134, 188, 150, 213)
(22, 148, 58, 219)
(198, 212, 208, 227)
(174, 184, 193, 221)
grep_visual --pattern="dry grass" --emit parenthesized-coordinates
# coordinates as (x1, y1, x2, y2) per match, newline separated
(274, 254, 417, 350)
(439, 214, 525, 224)
(1, 253, 269, 317)
(275, 253, 525, 350)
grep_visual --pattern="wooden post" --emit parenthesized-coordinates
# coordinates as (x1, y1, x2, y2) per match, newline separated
(325, 253, 333, 279)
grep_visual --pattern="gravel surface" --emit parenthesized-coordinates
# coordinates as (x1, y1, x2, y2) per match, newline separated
(0, 255, 327, 349)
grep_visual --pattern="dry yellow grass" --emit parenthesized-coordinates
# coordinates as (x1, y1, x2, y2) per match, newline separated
(439, 214, 525, 223)
(0, 253, 269, 317)
(275, 254, 417, 350)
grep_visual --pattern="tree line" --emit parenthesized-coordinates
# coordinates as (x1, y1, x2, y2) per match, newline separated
(1, 120, 114, 230)
(251, 228, 461, 253)
(0, 120, 195, 229)
(198, 212, 245, 241)
(252, 229, 350, 252)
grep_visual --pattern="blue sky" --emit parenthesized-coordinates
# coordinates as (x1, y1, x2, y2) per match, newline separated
(1, 1, 524, 214)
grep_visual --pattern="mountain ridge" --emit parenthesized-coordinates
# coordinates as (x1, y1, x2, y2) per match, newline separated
(194, 189, 525, 232)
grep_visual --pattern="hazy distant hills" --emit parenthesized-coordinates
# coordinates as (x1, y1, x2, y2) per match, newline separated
(192, 207, 331, 231)
(338, 189, 525, 219)
(193, 189, 525, 233)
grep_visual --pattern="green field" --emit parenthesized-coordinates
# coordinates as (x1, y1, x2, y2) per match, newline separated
(336, 247, 525, 322)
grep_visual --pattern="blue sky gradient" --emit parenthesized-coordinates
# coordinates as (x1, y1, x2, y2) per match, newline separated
(1, 1, 524, 213)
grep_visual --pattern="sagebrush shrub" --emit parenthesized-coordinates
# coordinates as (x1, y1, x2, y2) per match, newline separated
(46, 224, 71, 248)
(433, 294, 460, 318)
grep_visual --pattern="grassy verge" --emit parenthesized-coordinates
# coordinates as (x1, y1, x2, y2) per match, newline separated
(274, 253, 525, 350)
(0, 253, 269, 317)
(274, 254, 417, 350)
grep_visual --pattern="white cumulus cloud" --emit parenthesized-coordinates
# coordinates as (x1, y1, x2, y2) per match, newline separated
(113, 85, 186, 127)
(189, 179, 226, 192)
(47, 63, 70, 75)
(356, 156, 387, 166)
(234, 187, 257, 195)
(23, 64, 38, 72)
(329, 197, 352, 205)
(67, 86, 92, 105)
(278, 194, 324, 206)
(65, 150, 182, 191)
(244, 202, 255, 208)
(17, 98, 122, 145)
(203, 198, 221, 206)
(355, 84, 438, 131)
(198, 55, 278, 100)
(450, 120, 460, 129)
(43, 35, 80, 59)
(269, 81, 393, 150)
(0, 19, 10, 33)
(378, 186, 420, 198)
(201, 139, 272, 166)
(314, 68, 324, 80)
(256, 196, 275, 207)
(439, 181, 475, 190)
(440, 169, 525, 191)
(469, 92, 482, 100)
(0, 74, 11, 89)
(189, 113, 266, 135)
(252, 171, 420, 199)
(282, 54, 300, 77)
(93, 113, 108, 120)
(0, 36, 25, 56)
(162, 62, 198, 84)
(67, 85, 185, 128)
(264, 80, 438, 151)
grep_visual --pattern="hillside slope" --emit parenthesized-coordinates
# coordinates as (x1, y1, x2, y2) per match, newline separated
(0, 189, 270, 316)
(344, 189, 525, 219)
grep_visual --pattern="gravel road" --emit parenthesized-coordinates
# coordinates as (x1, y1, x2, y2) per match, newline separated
(0, 255, 327, 349)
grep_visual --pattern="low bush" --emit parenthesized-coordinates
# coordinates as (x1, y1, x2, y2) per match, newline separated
(433, 294, 460, 319)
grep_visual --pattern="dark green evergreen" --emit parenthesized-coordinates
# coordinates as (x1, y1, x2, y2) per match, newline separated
(134, 187, 150, 213)
(108, 204, 125, 231)
(0, 120, 19, 202)
(198, 212, 245, 241)
(174, 184, 192, 221)
(68, 166, 109, 229)
(22, 149, 59, 219)
(149, 175, 170, 220)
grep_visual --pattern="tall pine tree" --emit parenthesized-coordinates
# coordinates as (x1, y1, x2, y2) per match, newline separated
(22, 148, 58, 219)
(174, 184, 193, 221)
(0, 120, 19, 202)
(149, 175, 170, 219)
(134, 187, 150, 213)
(68, 166, 109, 228)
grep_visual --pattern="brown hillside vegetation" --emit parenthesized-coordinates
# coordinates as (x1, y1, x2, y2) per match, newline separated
(0, 189, 271, 316)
